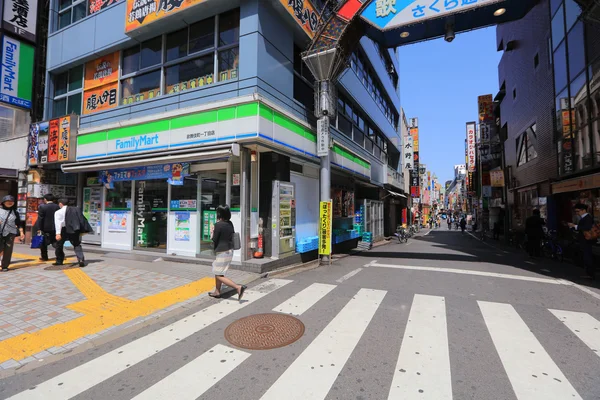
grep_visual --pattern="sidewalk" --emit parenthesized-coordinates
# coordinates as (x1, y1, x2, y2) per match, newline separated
(0, 244, 259, 372)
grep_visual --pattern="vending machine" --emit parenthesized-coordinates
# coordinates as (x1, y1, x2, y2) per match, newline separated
(271, 180, 296, 258)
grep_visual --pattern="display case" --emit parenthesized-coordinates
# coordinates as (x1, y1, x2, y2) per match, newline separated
(271, 181, 296, 258)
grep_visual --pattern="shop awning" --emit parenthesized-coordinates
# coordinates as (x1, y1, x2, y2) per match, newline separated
(386, 189, 407, 199)
(61, 144, 239, 174)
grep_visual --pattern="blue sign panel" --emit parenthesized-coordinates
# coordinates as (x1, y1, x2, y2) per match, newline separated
(100, 163, 190, 182)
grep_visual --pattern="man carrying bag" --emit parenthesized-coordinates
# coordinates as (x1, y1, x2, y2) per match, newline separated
(54, 198, 93, 267)
(36, 194, 60, 261)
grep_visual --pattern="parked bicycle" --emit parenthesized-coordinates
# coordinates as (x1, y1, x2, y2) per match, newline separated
(541, 230, 563, 262)
(394, 225, 409, 243)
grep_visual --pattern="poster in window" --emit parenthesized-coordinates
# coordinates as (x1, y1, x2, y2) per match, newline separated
(48, 119, 59, 163)
(83, 82, 118, 114)
(89, 0, 121, 15)
(84, 52, 120, 90)
(125, 0, 210, 33)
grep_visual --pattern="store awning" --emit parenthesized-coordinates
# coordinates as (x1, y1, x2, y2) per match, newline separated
(387, 189, 407, 199)
(61, 144, 239, 174)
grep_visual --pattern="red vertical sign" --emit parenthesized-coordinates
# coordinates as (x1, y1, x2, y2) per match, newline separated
(48, 119, 59, 163)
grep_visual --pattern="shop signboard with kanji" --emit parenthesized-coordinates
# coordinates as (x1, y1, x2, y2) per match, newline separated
(126, 0, 211, 33)
(361, 0, 506, 30)
(83, 52, 119, 115)
(279, 0, 320, 38)
(478, 94, 494, 122)
(318, 201, 332, 256)
(3, 0, 38, 41)
(466, 122, 476, 172)
(28, 115, 78, 165)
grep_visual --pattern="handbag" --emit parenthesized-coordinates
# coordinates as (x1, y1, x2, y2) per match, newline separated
(30, 234, 44, 249)
(583, 224, 600, 241)
(232, 232, 241, 250)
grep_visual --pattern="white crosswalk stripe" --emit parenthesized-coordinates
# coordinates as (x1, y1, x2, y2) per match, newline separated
(131, 344, 250, 400)
(6, 279, 292, 400)
(260, 288, 386, 400)
(7, 279, 600, 400)
(478, 301, 583, 400)
(388, 294, 452, 399)
(272, 283, 336, 316)
(550, 309, 600, 357)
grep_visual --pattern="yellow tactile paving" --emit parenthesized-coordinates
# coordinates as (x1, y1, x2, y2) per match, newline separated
(0, 268, 214, 363)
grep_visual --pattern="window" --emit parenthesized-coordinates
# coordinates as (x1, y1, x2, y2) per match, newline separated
(567, 22, 586, 78)
(551, 6, 565, 50)
(516, 124, 538, 167)
(564, 0, 582, 32)
(120, 10, 240, 105)
(53, 66, 83, 117)
(534, 53, 539, 69)
(57, 0, 86, 30)
(554, 42, 568, 92)
(293, 44, 315, 109)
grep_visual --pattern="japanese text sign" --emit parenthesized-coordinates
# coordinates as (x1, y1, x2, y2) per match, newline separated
(361, 0, 506, 30)
(28, 123, 38, 165)
(281, 0, 320, 38)
(48, 119, 59, 163)
(0, 36, 34, 109)
(478, 94, 494, 122)
(89, 0, 121, 15)
(404, 135, 413, 170)
(84, 82, 118, 115)
(318, 201, 332, 256)
(490, 170, 505, 187)
(3, 0, 38, 41)
(126, 0, 210, 32)
(466, 122, 476, 172)
(84, 52, 119, 90)
(58, 116, 72, 162)
(29, 116, 77, 165)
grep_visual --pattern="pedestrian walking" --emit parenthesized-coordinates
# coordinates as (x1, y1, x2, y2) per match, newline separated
(0, 195, 25, 272)
(208, 205, 247, 300)
(54, 198, 90, 267)
(568, 203, 597, 279)
(447, 217, 452, 230)
(525, 209, 545, 258)
(460, 217, 467, 232)
(36, 194, 60, 261)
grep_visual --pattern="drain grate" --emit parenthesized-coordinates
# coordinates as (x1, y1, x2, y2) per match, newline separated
(224, 313, 305, 350)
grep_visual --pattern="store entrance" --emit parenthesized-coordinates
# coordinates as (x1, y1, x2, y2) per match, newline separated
(198, 170, 227, 256)
(133, 180, 168, 251)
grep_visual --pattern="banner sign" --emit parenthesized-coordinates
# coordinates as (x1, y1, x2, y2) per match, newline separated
(89, 0, 120, 15)
(84, 82, 118, 114)
(490, 170, 505, 187)
(3, 0, 38, 41)
(403, 135, 413, 170)
(318, 201, 332, 256)
(0, 36, 34, 109)
(100, 163, 190, 183)
(410, 126, 420, 197)
(361, 0, 505, 30)
(478, 94, 494, 122)
(29, 116, 78, 165)
(279, 0, 319, 39)
(466, 122, 476, 172)
(85, 52, 120, 90)
(126, 0, 210, 32)
(58, 116, 72, 162)
(48, 119, 59, 163)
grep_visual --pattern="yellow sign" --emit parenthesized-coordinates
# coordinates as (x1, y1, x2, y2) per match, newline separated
(125, 0, 210, 32)
(279, 0, 319, 38)
(490, 170, 505, 187)
(319, 201, 332, 256)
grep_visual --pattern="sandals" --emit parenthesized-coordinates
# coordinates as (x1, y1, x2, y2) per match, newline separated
(238, 285, 247, 300)
(208, 292, 221, 298)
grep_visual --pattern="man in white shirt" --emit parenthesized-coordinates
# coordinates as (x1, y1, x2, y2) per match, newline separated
(53, 198, 85, 267)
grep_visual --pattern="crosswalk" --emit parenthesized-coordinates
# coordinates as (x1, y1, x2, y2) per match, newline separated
(6, 279, 600, 400)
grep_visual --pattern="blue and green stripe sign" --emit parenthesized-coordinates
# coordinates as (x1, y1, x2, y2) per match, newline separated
(0, 35, 34, 109)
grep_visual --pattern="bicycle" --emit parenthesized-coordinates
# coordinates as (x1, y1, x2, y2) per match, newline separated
(541, 230, 563, 262)
(394, 225, 409, 243)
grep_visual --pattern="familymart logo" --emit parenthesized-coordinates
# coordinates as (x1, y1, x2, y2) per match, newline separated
(115, 134, 160, 151)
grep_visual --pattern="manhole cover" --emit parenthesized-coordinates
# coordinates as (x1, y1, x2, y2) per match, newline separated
(224, 313, 305, 350)
(44, 264, 80, 271)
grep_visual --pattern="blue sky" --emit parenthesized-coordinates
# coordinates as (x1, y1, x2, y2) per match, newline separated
(398, 27, 502, 185)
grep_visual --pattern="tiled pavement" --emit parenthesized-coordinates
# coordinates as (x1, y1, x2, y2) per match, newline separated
(0, 244, 258, 371)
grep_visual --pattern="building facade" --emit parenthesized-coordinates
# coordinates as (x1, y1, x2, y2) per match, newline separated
(27, 0, 404, 268)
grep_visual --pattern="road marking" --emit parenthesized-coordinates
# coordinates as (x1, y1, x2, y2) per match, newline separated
(565, 281, 600, 301)
(423, 230, 431, 236)
(363, 260, 378, 268)
(388, 294, 452, 399)
(478, 301, 582, 400)
(261, 288, 386, 400)
(550, 309, 600, 357)
(371, 262, 564, 285)
(132, 344, 250, 400)
(6, 279, 292, 400)
(273, 283, 336, 316)
(0, 269, 216, 363)
(336, 268, 363, 283)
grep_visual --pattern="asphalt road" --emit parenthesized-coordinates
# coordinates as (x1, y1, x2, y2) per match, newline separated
(2, 227, 600, 400)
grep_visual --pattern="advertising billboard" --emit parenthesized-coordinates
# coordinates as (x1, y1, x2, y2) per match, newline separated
(466, 122, 476, 172)
(28, 116, 78, 165)
(0, 35, 33, 109)
(83, 52, 120, 114)
(3, 0, 38, 41)
(279, 0, 319, 38)
(126, 0, 210, 32)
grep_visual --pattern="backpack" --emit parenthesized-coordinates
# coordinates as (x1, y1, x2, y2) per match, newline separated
(583, 223, 600, 241)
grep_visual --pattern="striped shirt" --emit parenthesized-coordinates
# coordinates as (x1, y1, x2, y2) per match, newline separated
(0, 208, 22, 236)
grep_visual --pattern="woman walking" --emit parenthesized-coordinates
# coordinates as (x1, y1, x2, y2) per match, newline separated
(0, 195, 25, 272)
(208, 205, 247, 300)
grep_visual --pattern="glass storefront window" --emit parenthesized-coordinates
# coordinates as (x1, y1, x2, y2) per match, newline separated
(552, 6, 565, 49)
(554, 42, 568, 93)
(199, 171, 227, 256)
(567, 22, 586, 79)
(171, 177, 198, 210)
(134, 181, 168, 250)
(166, 55, 214, 94)
(231, 158, 241, 211)
(121, 70, 161, 105)
(106, 181, 132, 210)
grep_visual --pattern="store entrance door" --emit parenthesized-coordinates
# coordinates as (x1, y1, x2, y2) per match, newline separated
(198, 170, 227, 257)
(133, 180, 168, 251)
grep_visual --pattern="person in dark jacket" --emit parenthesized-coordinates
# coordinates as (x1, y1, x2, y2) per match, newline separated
(36, 194, 60, 261)
(525, 209, 545, 258)
(568, 203, 596, 279)
(0, 195, 25, 272)
(208, 205, 247, 300)
(54, 198, 90, 267)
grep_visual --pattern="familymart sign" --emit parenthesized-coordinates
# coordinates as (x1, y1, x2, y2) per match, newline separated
(0, 35, 34, 109)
